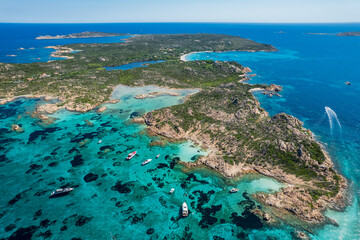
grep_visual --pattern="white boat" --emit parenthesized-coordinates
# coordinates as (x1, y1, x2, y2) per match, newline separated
(182, 202, 188, 217)
(169, 188, 175, 194)
(98, 140, 102, 144)
(50, 188, 73, 198)
(141, 159, 152, 166)
(229, 188, 239, 193)
(156, 154, 160, 159)
(126, 151, 137, 160)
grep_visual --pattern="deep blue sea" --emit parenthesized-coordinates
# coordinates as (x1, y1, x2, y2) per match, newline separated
(0, 23, 359, 239)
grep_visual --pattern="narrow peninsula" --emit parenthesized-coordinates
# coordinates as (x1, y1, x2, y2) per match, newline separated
(0, 33, 346, 225)
(36, 31, 128, 40)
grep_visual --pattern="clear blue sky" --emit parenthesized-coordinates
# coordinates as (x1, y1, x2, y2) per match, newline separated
(1, 0, 359, 23)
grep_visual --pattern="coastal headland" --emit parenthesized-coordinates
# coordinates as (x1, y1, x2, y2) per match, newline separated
(0, 33, 346, 226)
(36, 31, 129, 40)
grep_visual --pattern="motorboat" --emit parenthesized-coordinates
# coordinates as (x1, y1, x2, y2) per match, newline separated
(182, 202, 188, 217)
(49, 188, 73, 198)
(126, 151, 137, 160)
(141, 159, 152, 166)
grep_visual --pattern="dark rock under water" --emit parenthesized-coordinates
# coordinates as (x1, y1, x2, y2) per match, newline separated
(6, 225, 39, 240)
(83, 173, 98, 183)
(70, 155, 84, 167)
(111, 181, 134, 194)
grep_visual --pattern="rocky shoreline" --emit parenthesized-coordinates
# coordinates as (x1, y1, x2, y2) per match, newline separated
(0, 94, 57, 106)
(0, 83, 196, 120)
(44, 46, 76, 60)
(141, 83, 347, 226)
(0, 94, 119, 122)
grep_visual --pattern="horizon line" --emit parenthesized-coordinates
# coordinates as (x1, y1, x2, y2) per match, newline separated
(1, 21, 360, 24)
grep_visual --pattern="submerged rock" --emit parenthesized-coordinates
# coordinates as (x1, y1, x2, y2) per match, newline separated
(291, 230, 310, 240)
(96, 106, 107, 113)
(11, 124, 23, 132)
(7, 225, 39, 240)
(5, 223, 16, 232)
(8, 193, 23, 206)
(111, 181, 134, 194)
(70, 155, 84, 167)
(83, 173, 98, 183)
(84, 120, 93, 126)
(33, 210, 42, 220)
(75, 215, 93, 226)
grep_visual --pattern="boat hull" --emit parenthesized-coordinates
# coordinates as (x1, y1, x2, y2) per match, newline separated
(49, 191, 71, 198)
(182, 202, 188, 217)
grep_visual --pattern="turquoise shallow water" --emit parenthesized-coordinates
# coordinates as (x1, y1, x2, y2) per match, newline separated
(0, 86, 287, 239)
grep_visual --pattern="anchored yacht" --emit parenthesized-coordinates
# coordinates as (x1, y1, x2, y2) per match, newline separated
(182, 202, 188, 217)
(49, 188, 73, 198)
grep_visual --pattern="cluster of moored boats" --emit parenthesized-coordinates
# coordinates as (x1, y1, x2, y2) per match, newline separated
(125, 151, 160, 165)
(49, 151, 240, 219)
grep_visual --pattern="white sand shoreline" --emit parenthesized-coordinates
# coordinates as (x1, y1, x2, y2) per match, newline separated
(180, 51, 210, 62)
(179, 48, 277, 62)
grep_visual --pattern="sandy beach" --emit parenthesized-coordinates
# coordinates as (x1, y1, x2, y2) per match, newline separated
(180, 51, 211, 61)
(180, 52, 192, 61)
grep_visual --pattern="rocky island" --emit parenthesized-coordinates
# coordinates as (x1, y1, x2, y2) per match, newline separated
(336, 31, 360, 36)
(36, 31, 128, 40)
(307, 31, 360, 37)
(0, 33, 346, 226)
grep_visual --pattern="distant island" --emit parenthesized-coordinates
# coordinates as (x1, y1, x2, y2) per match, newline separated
(36, 31, 128, 40)
(307, 33, 335, 36)
(307, 31, 360, 37)
(336, 31, 360, 37)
